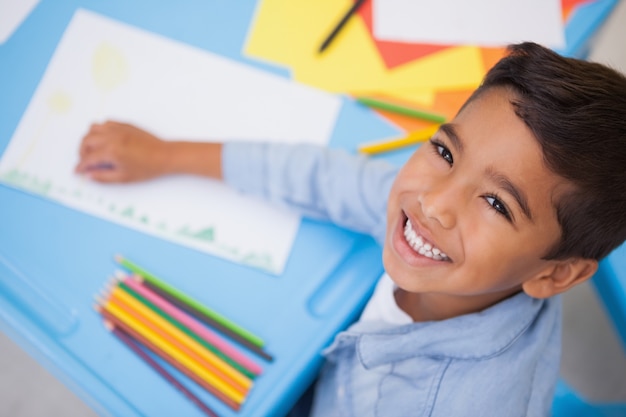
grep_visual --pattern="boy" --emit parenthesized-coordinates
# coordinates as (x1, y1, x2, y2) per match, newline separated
(75, 43, 626, 416)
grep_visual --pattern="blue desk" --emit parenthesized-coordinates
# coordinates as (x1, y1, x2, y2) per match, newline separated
(0, 1, 620, 416)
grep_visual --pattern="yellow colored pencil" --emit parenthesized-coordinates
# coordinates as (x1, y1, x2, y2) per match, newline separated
(102, 297, 247, 405)
(358, 125, 440, 155)
(109, 285, 252, 392)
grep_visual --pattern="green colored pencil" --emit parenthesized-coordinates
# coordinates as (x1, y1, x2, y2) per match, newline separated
(356, 96, 447, 124)
(115, 255, 265, 349)
(116, 280, 257, 380)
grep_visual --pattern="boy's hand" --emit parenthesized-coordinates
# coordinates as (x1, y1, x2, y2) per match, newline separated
(75, 121, 169, 183)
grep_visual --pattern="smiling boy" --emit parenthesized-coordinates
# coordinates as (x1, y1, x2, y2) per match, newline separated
(76, 43, 626, 416)
(386, 85, 588, 322)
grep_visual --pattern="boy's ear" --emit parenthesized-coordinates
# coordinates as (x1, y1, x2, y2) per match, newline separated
(522, 258, 598, 299)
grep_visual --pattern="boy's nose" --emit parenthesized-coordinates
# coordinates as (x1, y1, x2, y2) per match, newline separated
(419, 181, 458, 230)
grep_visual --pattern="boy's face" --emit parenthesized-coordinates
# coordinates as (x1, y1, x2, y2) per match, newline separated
(383, 87, 572, 315)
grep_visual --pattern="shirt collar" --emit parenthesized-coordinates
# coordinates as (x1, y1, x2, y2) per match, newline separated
(351, 292, 554, 369)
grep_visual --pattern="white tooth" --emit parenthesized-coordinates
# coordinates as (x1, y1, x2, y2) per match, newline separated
(404, 218, 449, 260)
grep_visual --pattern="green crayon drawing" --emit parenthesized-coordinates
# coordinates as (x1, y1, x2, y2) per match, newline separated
(178, 225, 215, 242)
(120, 206, 135, 219)
(240, 253, 274, 271)
(0, 169, 51, 195)
(0, 167, 277, 273)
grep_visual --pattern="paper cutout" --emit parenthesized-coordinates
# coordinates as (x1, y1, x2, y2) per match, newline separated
(245, 0, 485, 94)
(562, 0, 597, 18)
(356, 0, 449, 69)
(373, 0, 566, 48)
(355, 0, 593, 70)
(0, 9, 342, 275)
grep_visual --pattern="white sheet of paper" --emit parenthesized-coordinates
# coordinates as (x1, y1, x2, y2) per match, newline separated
(373, 0, 565, 48)
(0, 0, 40, 44)
(0, 9, 341, 274)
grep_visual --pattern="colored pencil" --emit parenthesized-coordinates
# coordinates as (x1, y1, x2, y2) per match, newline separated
(115, 255, 265, 349)
(97, 304, 241, 411)
(137, 276, 274, 362)
(121, 274, 262, 377)
(358, 125, 441, 155)
(100, 292, 247, 405)
(356, 97, 447, 124)
(318, 0, 367, 53)
(114, 279, 257, 382)
(107, 322, 221, 417)
(107, 284, 252, 394)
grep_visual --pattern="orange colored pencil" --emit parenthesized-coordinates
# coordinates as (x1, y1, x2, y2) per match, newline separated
(109, 284, 252, 392)
(106, 322, 221, 417)
(97, 305, 240, 411)
(100, 295, 247, 405)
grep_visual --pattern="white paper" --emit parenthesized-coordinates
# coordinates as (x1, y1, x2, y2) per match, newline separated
(373, 0, 565, 48)
(0, 9, 341, 274)
(0, 0, 39, 43)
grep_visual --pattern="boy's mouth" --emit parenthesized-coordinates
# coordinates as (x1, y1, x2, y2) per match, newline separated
(403, 218, 450, 262)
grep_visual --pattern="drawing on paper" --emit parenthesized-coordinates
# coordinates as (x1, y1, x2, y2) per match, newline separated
(0, 10, 341, 274)
(92, 42, 129, 92)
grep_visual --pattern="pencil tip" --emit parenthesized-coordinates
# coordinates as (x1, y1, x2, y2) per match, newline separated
(114, 254, 123, 263)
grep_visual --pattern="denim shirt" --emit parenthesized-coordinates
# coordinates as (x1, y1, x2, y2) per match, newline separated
(223, 142, 561, 417)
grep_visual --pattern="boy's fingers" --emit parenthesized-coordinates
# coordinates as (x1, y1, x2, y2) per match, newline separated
(79, 121, 123, 156)
(75, 151, 116, 174)
(86, 168, 124, 183)
(79, 132, 108, 157)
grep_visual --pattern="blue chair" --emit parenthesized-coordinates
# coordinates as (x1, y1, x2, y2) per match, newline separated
(552, 379, 626, 417)
(552, 243, 626, 416)
(593, 244, 626, 349)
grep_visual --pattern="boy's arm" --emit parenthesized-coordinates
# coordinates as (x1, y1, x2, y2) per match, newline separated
(222, 142, 397, 244)
(75, 121, 397, 243)
(75, 121, 224, 182)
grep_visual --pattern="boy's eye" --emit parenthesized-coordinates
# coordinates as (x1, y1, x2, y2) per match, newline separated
(485, 195, 512, 221)
(432, 141, 453, 165)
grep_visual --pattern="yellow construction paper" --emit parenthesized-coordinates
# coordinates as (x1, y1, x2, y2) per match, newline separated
(245, 0, 484, 95)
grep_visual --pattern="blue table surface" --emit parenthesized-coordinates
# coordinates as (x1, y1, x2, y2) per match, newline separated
(1, 1, 623, 417)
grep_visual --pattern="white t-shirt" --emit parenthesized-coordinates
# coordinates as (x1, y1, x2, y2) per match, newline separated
(359, 273, 412, 325)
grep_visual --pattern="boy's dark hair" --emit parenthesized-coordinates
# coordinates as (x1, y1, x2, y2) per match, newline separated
(466, 42, 626, 260)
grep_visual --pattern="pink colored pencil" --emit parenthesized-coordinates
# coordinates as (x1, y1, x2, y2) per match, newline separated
(120, 273, 263, 376)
